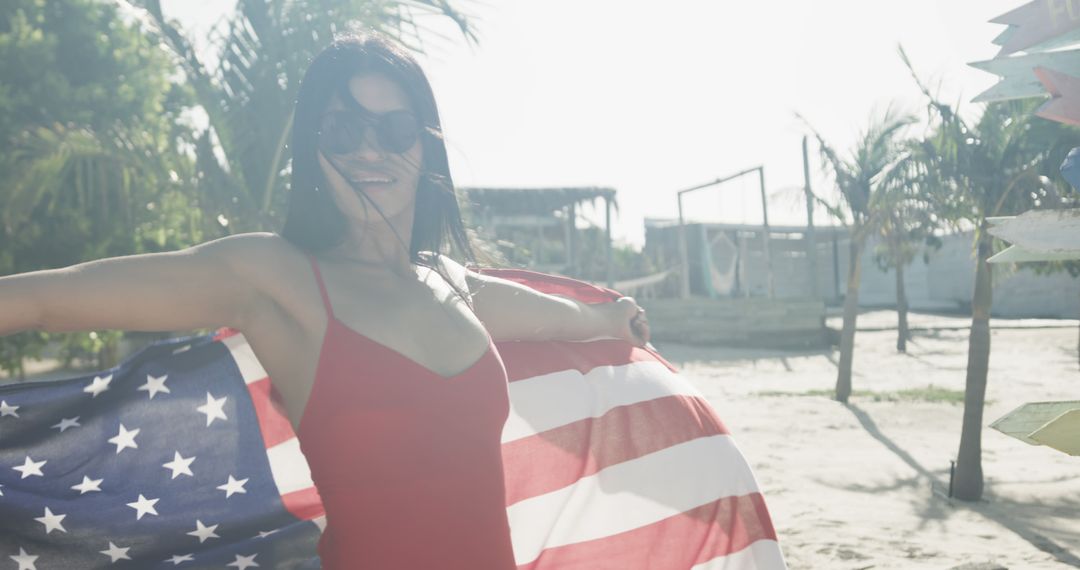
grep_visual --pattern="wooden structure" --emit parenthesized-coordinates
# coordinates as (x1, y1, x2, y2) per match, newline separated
(674, 167, 776, 299)
(992, 401, 1080, 456)
(640, 297, 828, 349)
(462, 187, 617, 286)
(988, 208, 1080, 263)
(973, 0, 1080, 126)
(988, 209, 1080, 456)
(642, 221, 833, 348)
(975, 5, 1080, 456)
(645, 220, 846, 302)
(989, 0, 1080, 56)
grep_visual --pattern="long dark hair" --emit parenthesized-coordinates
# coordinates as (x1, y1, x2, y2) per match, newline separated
(281, 33, 476, 304)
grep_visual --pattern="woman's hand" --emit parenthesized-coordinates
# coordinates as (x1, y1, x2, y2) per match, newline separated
(602, 296, 650, 348)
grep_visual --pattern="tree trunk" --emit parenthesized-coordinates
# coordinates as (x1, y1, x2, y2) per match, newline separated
(893, 236, 909, 353)
(835, 235, 865, 403)
(954, 228, 993, 501)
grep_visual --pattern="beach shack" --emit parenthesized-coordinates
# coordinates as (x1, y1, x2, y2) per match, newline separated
(462, 186, 617, 286)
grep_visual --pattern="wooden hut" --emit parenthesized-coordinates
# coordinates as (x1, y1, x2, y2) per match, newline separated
(462, 187, 617, 286)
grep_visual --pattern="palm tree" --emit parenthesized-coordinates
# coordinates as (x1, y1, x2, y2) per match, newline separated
(801, 107, 915, 403)
(872, 157, 941, 353)
(134, 0, 476, 232)
(902, 49, 1080, 500)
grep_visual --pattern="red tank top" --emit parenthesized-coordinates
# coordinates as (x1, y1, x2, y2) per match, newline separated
(297, 255, 517, 569)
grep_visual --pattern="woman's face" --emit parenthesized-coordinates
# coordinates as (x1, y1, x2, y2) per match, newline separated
(317, 72, 424, 225)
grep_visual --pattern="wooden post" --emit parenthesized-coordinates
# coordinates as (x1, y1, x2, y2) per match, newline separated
(678, 195, 691, 298)
(832, 230, 842, 301)
(673, 166, 765, 298)
(566, 202, 577, 277)
(803, 136, 820, 299)
(533, 217, 543, 265)
(605, 196, 614, 288)
(759, 167, 776, 299)
(700, 224, 717, 298)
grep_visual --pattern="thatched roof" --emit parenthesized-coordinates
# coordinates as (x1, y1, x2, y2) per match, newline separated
(462, 186, 617, 217)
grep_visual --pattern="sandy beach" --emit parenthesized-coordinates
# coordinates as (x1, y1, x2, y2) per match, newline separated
(658, 310, 1080, 569)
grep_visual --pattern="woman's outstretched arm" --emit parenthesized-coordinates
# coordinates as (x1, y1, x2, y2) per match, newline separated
(437, 257, 650, 347)
(0, 233, 278, 336)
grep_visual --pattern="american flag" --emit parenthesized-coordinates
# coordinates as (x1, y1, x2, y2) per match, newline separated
(0, 270, 785, 569)
(0, 332, 325, 569)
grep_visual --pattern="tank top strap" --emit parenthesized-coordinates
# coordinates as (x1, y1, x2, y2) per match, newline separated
(306, 254, 335, 320)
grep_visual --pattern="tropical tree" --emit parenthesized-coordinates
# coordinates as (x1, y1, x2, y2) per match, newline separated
(0, 0, 477, 377)
(132, 0, 476, 232)
(903, 51, 1080, 500)
(801, 107, 916, 403)
(871, 159, 942, 352)
(0, 0, 202, 376)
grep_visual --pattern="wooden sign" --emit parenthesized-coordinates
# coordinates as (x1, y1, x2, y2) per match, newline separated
(1029, 409, 1080, 455)
(1034, 66, 1080, 126)
(987, 208, 1080, 253)
(991, 0, 1080, 56)
(991, 401, 1080, 450)
(970, 49, 1080, 102)
(987, 244, 1080, 263)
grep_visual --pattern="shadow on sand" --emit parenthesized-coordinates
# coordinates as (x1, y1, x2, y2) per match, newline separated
(844, 403, 1080, 568)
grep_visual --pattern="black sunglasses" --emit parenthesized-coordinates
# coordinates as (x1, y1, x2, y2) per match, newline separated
(318, 109, 421, 156)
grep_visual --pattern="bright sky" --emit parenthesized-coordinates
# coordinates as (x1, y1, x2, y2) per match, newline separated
(164, 0, 1020, 247)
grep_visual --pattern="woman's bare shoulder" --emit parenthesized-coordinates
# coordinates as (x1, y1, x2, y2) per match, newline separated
(206, 234, 304, 264)
(211, 232, 312, 289)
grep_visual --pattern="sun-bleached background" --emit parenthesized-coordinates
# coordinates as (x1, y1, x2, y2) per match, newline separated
(165, 0, 1020, 246)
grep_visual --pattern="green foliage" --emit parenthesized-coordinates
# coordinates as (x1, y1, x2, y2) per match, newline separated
(134, 0, 476, 232)
(800, 106, 917, 241)
(0, 0, 476, 377)
(0, 0, 204, 377)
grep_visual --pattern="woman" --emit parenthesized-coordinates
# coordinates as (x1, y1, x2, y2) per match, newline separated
(0, 33, 648, 568)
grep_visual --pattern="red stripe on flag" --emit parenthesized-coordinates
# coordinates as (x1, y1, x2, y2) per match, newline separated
(478, 268, 624, 304)
(516, 493, 777, 570)
(503, 395, 730, 505)
(497, 340, 674, 382)
(280, 486, 326, 522)
(245, 377, 296, 449)
(478, 268, 677, 374)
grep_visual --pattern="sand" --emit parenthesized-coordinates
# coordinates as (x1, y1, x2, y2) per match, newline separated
(656, 310, 1080, 569)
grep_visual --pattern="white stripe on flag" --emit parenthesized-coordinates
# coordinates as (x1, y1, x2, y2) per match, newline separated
(507, 434, 762, 565)
(690, 539, 788, 570)
(503, 360, 701, 443)
(265, 437, 316, 495)
(222, 333, 268, 385)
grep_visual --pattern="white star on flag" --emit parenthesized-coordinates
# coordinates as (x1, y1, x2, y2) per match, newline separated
(256, 529, 279, 538)
(196, 392, 228, 426)
(83, 374, 112, 397)
(0, 483, 4, 496)
(187, 519, 220, 543)
(9, 547, 37, 570)
(227, 553, 260, 569)
(0, 400, 19, 418)
(217, 475, 249, 498)
(13, 456, 46, 479)
(166, 553, 194, 565)
(33, 507, 66, 535)
(34, 507, 67, 534)
(107, 423, 140, 454)
(99, 542, 131, 563)
(50, 416, 80, 432)
(137, 374, 170, 399)
(71, 475, 103, 494)
(126, 494, 159, 520)
(162, 451, 196, 479)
